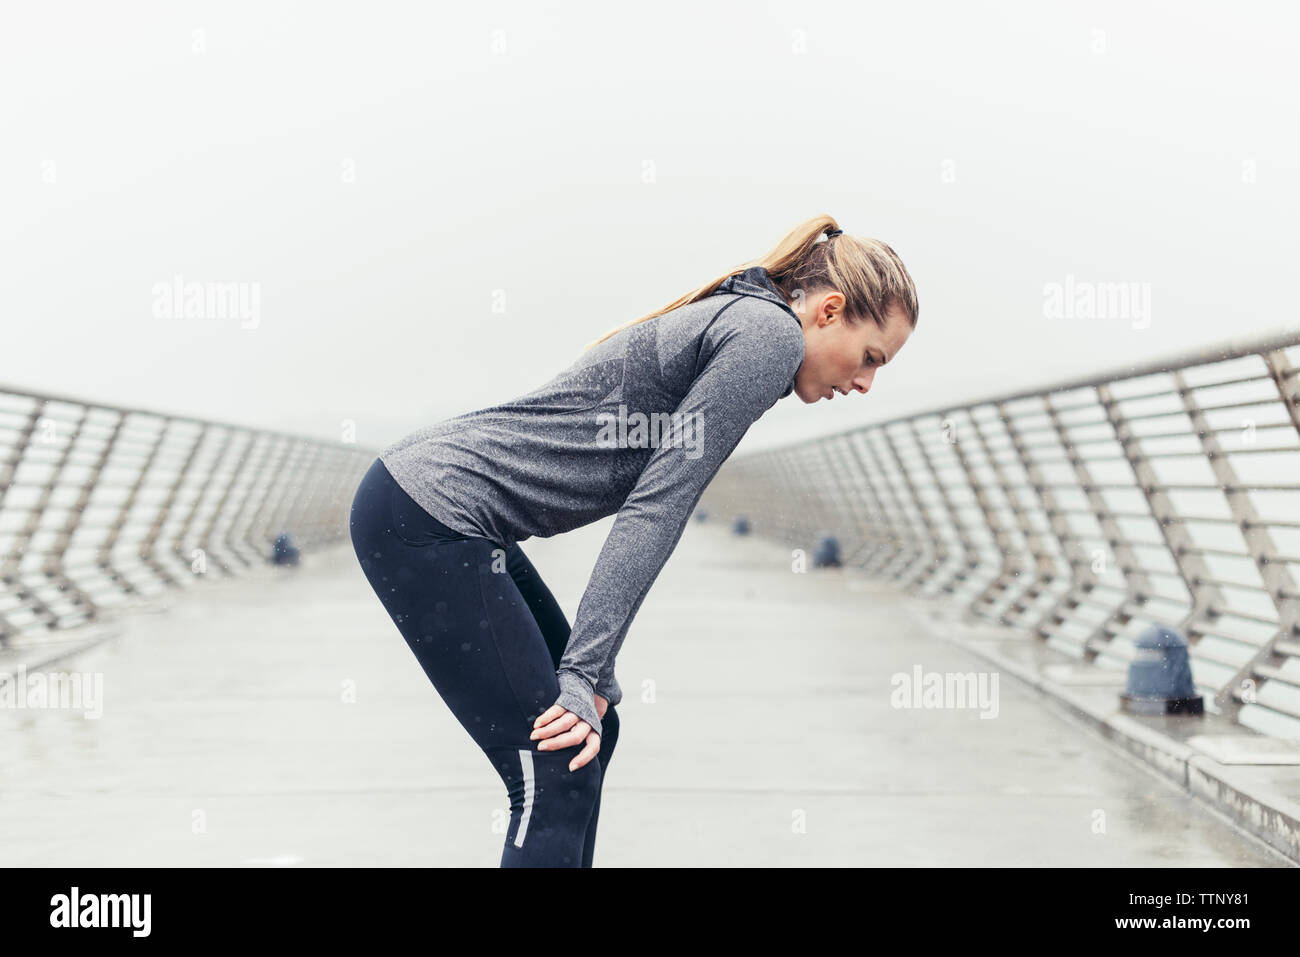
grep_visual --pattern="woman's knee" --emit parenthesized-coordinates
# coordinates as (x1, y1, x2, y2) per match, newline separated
(511, 748, 603, 841)
(494, 744, 602, 805)
(555, 750, 603, 804)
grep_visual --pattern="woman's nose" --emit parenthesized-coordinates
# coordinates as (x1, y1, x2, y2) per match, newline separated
(851, 368, 877, 393)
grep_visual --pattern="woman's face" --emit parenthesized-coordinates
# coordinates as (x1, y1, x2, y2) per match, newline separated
(789, 289, 913, 403)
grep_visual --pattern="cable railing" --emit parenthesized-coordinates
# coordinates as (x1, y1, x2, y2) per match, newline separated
(0, 383, 377, 650)
(703, 327, 1300, 740)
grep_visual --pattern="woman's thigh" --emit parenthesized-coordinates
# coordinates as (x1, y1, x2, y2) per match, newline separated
(350, 460, 560, 754)
(503, 542, 573, 671)
(503, 541, 619, 768)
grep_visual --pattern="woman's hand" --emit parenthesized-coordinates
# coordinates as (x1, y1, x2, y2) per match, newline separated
(531, 694, 608, 772)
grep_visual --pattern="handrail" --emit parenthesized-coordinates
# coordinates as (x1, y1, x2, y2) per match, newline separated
(705, 327, 1300, 740)
(0, 383, 378, 648)
(741, 324, 1300, 455)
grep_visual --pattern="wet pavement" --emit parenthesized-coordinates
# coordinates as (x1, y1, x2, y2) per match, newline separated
(0, 518, 1291, 866)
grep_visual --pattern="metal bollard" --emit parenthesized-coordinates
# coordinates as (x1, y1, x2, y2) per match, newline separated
(272, 532, 301, 566)
(1119, 625, 1204, 715)
(813, 534, 841, 568)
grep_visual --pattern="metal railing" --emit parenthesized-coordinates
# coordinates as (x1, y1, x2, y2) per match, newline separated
(0, 383, 378, 649)
(703, 328, 1300, 740)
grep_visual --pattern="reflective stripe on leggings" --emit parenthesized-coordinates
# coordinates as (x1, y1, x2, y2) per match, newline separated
(514, 749, 535, 848)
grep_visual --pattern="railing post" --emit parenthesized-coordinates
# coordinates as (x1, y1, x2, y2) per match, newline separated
(1042, 384, 1181, 662)
(265, 440, 316, 550)
(297, 445, 344, 549)
(812, 438, 869, 562)
(48, 407, 129, 620)
(98, 413, 165, 598)
(28, 405, 97, 628)
(765, 449, 790, 541)
(173, 427, 237, 578)
(1173, 365, 1298, 717)
(773, 447, 809, 545)
(0, 402, 65, 641)
(936, 408, 1004, 606)
(314, 449, 368, 548)
(998, 399, 1084, 640)
(902, 417, 978, 596)
(245, 436, 296, 558)
(826, 429, 889, 564)
(860, 427, 930, 582)
(837, 430, 900, 570)
(138, 421, 205, 588)
(222, 433, 277, 567)
(196, 430, 257, 574)
(283, 444, 324, 549)
(964, 405, 1042, 625)
(312, 447, 358, 546)
(1096, 381, 1215, 661)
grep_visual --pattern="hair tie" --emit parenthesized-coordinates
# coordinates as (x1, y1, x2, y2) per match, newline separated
(826, 228, 843, 238)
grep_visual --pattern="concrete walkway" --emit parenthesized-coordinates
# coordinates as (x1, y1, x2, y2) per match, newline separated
(0, 518, 1291, 867)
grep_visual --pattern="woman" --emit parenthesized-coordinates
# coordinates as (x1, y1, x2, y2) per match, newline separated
(349, 215, 919, 866)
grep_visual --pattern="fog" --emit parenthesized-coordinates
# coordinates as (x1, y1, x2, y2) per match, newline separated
(3, 0, 1297, 452)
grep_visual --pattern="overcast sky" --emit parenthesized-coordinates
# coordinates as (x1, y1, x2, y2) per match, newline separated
(3, 0, 1297, 455)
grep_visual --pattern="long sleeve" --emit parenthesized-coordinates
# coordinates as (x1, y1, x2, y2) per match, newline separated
(551, 304, 805, 737)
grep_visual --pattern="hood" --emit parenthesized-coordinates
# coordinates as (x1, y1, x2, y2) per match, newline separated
(712, 266, 801, 321)
(710, 265, 802, 398)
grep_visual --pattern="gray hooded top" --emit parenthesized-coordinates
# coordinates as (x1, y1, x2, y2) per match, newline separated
(378, 265, 806, 737)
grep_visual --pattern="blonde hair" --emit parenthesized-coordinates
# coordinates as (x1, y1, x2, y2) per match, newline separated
(580, 214, 919, 353)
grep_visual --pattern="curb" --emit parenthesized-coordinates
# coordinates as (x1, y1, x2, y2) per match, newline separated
(901, 590, 1300, 865)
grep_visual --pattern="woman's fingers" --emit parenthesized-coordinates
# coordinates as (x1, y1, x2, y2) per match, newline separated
(530, 708, 602, 772)
(536, 720, 589, 752)
(567, 732, 601, 772)
(532, 705, 565, 731)
(531, 708, 578, 741)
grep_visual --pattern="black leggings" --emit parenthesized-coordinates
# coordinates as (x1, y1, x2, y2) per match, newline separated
(348, 456, 619, 867)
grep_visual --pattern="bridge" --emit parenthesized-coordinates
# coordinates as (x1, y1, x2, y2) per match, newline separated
(2, 329, 1298, 866)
